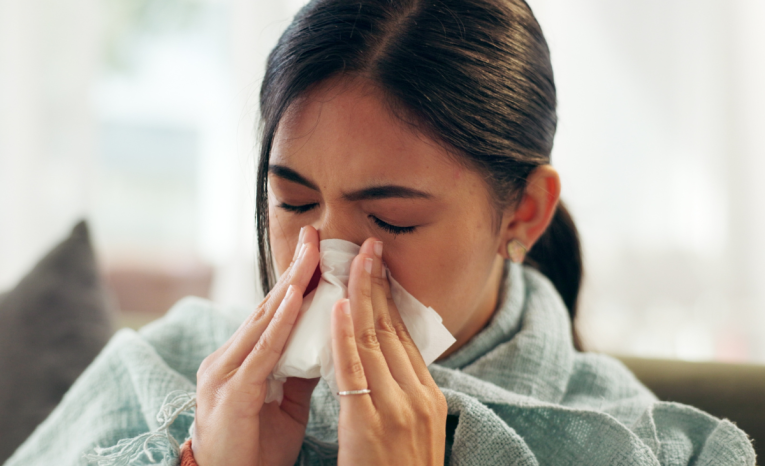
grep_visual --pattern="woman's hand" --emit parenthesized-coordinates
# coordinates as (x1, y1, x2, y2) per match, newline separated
(192, 226, 321, 466)
(331, 238, 448, 466)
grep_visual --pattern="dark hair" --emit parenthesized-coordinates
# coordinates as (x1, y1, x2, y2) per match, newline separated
(256, 0, 584, 330)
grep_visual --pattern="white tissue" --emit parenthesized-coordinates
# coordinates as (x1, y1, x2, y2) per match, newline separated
(265, 239, 456, 404)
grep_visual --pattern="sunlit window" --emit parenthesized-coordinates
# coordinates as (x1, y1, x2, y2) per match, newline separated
(1, 0, 764, 363)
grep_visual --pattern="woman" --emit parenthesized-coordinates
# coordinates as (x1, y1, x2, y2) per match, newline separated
(5, 0, 755, 465)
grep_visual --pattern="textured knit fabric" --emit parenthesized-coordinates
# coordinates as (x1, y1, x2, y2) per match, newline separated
(178, 440, 195, 466)
(3, 264, 756, 466)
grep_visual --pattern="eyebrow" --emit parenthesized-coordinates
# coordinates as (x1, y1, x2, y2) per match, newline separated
(268, 164, 434, 201)
(268, 164, 319, 190)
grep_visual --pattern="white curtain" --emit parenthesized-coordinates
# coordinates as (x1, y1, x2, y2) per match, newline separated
(1, 0, 764, 362)
(528, 0, 765, 360)
(0, 0, 101, 287)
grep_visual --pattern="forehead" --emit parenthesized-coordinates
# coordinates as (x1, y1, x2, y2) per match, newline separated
(270, 78, 471, 194)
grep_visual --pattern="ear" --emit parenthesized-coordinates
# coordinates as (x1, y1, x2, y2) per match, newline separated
(498, 165, 561, 259)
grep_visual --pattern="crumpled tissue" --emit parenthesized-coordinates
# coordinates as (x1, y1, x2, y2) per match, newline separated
(265, 238, 456, 404)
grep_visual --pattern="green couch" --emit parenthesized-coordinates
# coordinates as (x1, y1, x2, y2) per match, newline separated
(616, 355, 763, 461)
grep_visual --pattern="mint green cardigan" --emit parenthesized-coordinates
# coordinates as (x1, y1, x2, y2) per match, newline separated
(4, 264, 755, 465)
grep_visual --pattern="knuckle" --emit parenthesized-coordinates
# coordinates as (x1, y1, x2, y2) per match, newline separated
(254, 333, 281, 358)
(287, 262, 302, 281)
(196, 368, 209, 388)
(287, 265, 302, 284)
(408, 385, 445, 414)
(250, 304, 269, 324)
(393, 321, 414, 343)
(388, 409, 410, 431)
(196, 350, 224, 382)
(269, 305, 286, 325)
(338, 323, 356, 341)
(375, 314, 396, 336)
(371, 274, 387, 288)
(346, 359, 366, 379)
(411, 395, 432, 417)
(427, 387, 448, 414)
(358, 328, 380, 350)
(411, 403, 432, 420)
(197, 354, 213, 377)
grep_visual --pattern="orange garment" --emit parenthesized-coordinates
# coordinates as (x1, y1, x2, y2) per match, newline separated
(179, 439, 198, 466)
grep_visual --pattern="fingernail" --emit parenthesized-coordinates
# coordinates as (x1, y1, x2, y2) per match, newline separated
(298, 243, 308, 260)
(286, 284, 296, 299)
(341, 299, 351, 315)
(299, 226, 306, 244)
(364, 257, 373, 275)
(374, 241, 383, 258)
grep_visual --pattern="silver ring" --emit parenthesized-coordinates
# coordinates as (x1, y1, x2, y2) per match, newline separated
(337, 388, 371, 396)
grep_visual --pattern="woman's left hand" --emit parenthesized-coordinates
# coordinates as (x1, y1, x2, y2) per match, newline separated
(330, 238, 447, 466)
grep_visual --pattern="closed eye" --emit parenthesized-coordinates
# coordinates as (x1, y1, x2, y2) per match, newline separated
(369, 215, 416, 236)
(276, 202, 417, 236)
(278, 202, 318, 214)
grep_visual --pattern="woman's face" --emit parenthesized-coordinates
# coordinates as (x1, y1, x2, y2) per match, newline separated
(268, 77, 507, 352)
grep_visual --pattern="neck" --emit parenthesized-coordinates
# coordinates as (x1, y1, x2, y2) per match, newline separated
(436, 256, 506, 360)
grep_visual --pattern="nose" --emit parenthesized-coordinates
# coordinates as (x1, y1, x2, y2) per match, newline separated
(311, 208, 367, 246)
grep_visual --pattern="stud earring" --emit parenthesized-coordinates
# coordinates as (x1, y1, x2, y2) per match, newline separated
(506, 239, 527, 263)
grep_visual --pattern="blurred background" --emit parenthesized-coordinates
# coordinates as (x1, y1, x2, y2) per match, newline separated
(1, 0, 763, 362)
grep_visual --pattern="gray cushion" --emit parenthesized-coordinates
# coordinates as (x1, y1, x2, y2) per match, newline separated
(0, 221, 114, 463)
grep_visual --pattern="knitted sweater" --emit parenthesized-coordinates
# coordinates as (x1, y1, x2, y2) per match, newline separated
(4, 264, 755, 466)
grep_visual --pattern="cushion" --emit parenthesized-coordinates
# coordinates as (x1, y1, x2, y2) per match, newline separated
(0, 220, 114, 463)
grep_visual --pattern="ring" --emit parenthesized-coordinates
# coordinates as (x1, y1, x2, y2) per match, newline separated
(337, 388, 371, 396)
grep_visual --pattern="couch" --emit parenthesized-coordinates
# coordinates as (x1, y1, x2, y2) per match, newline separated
(1, 221, 761, 463)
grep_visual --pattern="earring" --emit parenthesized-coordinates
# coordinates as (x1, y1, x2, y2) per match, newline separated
(506, 239, 527, 263)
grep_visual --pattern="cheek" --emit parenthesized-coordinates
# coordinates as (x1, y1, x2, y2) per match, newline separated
(389, 237, 488, 308)
(384, 205, 498, 333)
(429, 244, 498, 333)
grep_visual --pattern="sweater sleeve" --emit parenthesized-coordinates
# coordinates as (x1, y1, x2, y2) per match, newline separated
(179, 439, 198, 466)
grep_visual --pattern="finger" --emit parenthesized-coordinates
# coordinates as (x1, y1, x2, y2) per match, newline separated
(331, 299, 374, 409)
(211, 226, 312, 359)
(347, 251, 398, 399)
(384, 286, 435, 387)
(238, 284, 304, 384)
(218, 237, 319, 373)
(361, 238, 420, 389)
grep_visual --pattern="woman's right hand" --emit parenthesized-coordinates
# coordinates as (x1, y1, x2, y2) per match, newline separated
(192, 226, 321, 466)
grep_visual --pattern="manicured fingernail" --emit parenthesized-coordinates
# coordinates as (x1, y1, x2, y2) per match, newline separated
(341, 299, 351, 315)
(299, 226, 306, 244)
(374, 241, 383, 258)
(286, 284, 297, 299)
(364, 257, 373, 275)
(298, 243, 308, 260)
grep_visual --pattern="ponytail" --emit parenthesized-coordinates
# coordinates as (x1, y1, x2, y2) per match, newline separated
(523, 201, 583, 348)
